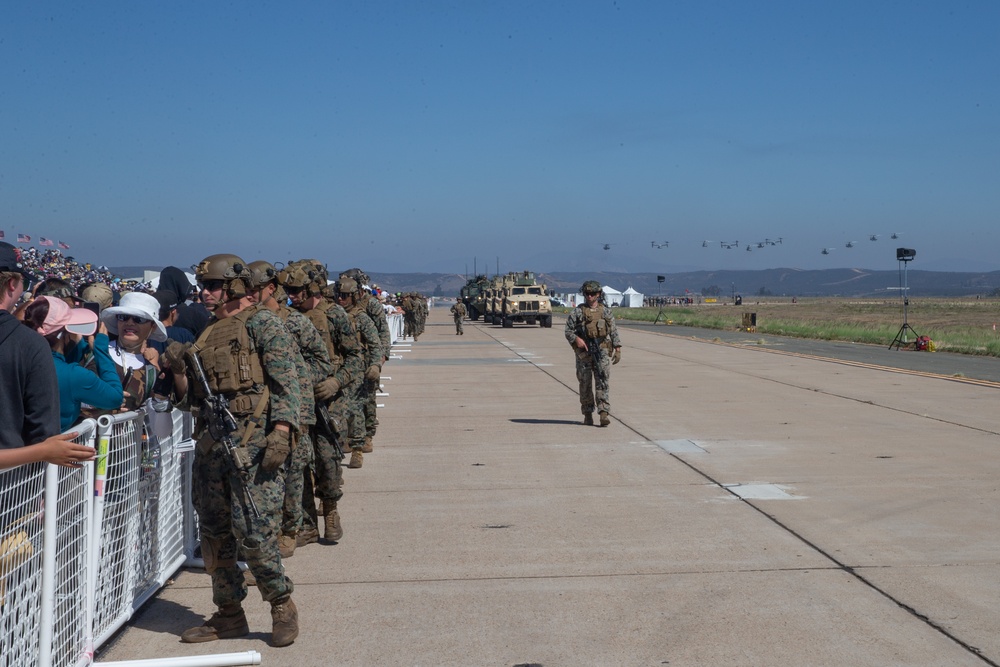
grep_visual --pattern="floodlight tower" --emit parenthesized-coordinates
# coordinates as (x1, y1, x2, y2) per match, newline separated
(889, 248, 918, 350)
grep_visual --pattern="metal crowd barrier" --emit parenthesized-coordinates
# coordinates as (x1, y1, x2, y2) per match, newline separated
(0, 316, 406, 667)
(0, 408, 260, 667)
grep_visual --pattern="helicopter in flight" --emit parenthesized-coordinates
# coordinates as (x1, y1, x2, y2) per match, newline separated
(702, 240, 712, 248)
(720, 241, 739, 249)
(602, 243, 613, 250)
(869, 234, 879, 241)
(764, 237, 783, 246)
(821, 247, 835, 255)
(891, 232, 901, 239)
(845, 240, 856, 248)
(650, 241, 669, 249)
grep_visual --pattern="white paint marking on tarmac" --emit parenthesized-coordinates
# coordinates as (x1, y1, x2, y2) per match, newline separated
(722, 483, 804, 500)
(655, 439, 706, 453)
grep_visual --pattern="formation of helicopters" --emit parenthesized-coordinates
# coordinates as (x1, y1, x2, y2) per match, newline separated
(602, 233, 902, 255)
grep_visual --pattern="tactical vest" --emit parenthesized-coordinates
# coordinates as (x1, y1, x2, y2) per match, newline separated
(191, 305, 266, 415)
(581, 305, 612, 340)
(303, 300, 343, 368)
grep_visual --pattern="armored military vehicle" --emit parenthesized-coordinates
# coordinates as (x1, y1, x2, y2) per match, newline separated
(458, 275, 490, 320)
(500, 270, 553, 328)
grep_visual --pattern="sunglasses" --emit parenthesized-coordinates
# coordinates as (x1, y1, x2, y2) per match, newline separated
(284, 285, 306, 294)
(336, 292, 353, 299)
(198, 280, 225, 292)
(584, 291, 600, 297)
(116, 314, 150, 325)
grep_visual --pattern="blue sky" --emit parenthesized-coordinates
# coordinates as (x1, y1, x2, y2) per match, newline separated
(2, 1, 998, 274)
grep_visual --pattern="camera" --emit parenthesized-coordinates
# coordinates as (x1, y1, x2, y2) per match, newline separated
(896, 248, 916, 261)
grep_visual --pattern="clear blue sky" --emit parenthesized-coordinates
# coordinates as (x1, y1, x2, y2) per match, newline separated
(2, 1, 998, 274)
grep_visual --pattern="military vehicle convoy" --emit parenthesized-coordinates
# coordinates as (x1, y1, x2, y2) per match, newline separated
(460, 270, 552, 328)
(459, 274, 490, 320)
(500, 270, 553, 328)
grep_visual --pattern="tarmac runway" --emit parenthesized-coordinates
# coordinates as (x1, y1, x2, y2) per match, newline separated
(98, 307, 1000, 667)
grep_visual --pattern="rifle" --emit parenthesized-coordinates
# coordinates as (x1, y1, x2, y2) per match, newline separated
(585, 337, 604, 367)
(187, 351, 261, 518)
(314, 400, 346, 461)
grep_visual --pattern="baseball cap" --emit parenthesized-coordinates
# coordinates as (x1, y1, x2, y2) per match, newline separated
(0, 241, 35, 288)
(34, 295, 98, 337)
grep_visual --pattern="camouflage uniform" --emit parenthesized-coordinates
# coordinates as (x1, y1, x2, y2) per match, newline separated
(360, 289, 389, 442)
(450, 301, 466, 334)
(275, 305, 333, 538)
(564, 298, 622, 417)
(189, 305, 301, 607)
(344, 300, 381, 453)
(299, 299, 363, 494)
(402, 294, 418, 339)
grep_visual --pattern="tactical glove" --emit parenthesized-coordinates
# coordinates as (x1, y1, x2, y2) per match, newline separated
(261, 429, 291, 472)
(612, 348, 621, 365)
(314, 377, 341, 401)
(162, 341, 192, 374)
(364, 364, 381, 383)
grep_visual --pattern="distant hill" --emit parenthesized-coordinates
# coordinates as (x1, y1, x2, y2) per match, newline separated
(110, 267, 1000, 298)
(367, 268, 1000, 299)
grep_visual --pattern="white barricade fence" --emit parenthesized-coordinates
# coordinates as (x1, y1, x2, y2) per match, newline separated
(0, 406, 250, 667)
(0, 315, 410, 666)
(387, 313, 403, 344)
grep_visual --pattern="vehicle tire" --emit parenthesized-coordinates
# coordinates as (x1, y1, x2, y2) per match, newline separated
(541, 315, 552, 328)
(502, 317, 513, 328)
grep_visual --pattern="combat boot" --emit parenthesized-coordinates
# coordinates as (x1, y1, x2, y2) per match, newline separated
(348, 449, 363, 469)
(322, 500, 343, 541)
(362, 436, 374, 453)
(278, 533, 296, 558)
(583, 413, 594, 426)
(270, 596, 299, 647)
(181, 604, 249, 643)
(295, 526, 319, 547)
(599, 411, 610, 427)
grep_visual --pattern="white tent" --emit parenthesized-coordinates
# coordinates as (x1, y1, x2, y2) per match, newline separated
(621, 286, 644, 307)
(602, 285, 623, 306)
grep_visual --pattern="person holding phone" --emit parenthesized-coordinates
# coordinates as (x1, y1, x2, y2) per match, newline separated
(22, 296, 123, 431)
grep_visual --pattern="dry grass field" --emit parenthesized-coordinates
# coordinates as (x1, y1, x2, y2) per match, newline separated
(611, 296, 1000, 356)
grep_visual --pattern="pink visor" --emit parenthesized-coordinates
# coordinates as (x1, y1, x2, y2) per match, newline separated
(35, 296, 98, 337)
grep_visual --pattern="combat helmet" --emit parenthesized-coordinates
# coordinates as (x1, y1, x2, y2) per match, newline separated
(279, 259, 326, 297)
(581, 280, 602, 295)
(247, 260, 279, 290)
(193, 254, 252, 299)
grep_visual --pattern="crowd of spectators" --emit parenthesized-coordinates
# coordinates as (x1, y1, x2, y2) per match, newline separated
(15, 246, 154, 297)
(1, 241, 208, 466)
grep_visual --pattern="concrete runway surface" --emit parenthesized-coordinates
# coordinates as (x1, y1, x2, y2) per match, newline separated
(98, 307, 1000, 667)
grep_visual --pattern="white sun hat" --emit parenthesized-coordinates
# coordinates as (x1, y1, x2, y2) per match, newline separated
(101, 292, 168, 342)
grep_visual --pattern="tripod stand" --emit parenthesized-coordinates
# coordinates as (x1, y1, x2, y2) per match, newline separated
(889, 257, 918, 350)
(652, 277, 666, 324)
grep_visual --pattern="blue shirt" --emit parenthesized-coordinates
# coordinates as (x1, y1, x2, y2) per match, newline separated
(53, 333, 124, 431)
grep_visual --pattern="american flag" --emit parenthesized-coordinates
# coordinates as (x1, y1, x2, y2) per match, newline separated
(39, 237, 54, 247)
(17, 233, 30, 243)
(58, 241, 70, 250)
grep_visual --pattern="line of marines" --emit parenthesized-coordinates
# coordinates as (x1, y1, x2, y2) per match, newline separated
(163, 254, 389, 648)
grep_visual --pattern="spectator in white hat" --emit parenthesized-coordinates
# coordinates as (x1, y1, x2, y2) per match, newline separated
(98, 292, 168, 412)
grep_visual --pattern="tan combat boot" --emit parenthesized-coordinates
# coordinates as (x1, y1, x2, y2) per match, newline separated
(599, 411, 610, 427)
(348, 449, 363, 468)
(181, 604, 249, 643)
(362, 436, 374, 453)
(295, 525, 319, 547)
(278, 533, 296, 558)
(322, 499, 343, 541)
(583, 413, 594, 426)
(270, 596, 299, 647)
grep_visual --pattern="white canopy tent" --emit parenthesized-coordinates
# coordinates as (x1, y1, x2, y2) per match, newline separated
(621, 286, 644, 307)
(601, 285, 623, 307)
